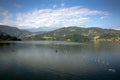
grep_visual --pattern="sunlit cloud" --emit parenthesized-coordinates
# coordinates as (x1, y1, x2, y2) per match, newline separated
(0, 7, 14, 26)
(15, 6, 108, 29)
(0, 6, 109, 29)
(0, 7, 12, 20)
(114, 27, 120, 30)
(100, 12, 109, 19)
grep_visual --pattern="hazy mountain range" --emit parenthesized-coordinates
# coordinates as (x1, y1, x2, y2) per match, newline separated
(0, 25, 32, 38)
(0, 25, 120, 42)
(24, 26, 120, 42)
(25, 27, 58, 32)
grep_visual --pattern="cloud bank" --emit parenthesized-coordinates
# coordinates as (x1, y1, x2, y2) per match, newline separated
(0, 6, 109, 29)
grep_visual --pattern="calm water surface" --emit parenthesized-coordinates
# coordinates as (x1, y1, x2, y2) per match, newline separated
(0, 41, 120, 80)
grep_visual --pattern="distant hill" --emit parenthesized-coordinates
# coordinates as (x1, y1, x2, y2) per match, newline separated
(0, 34, 21, 41)
(25, 27, 58, 32)
(24, 26, 120, 42)
(0, 31, 21, 41)
(0, 31, 7, 35)
(0, 25, 32, 39)
(1, 25, 120, 42)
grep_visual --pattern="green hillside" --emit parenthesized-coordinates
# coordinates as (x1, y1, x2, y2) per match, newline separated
(0, 31, 21, 41)
(0, 25, 32, 39)
(25, 26, 120, 42)
(0, 34, 21, 41)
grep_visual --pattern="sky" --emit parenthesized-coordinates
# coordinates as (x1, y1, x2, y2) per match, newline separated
(0, 0, 120, 29)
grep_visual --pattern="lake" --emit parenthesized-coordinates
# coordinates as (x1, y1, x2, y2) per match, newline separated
(0, 41, 120, 80)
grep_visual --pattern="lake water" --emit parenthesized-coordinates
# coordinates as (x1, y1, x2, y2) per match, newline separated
(0, 41, 120, 80)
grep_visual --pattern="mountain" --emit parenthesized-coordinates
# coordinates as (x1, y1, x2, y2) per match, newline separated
(0, 31, 21, 41)
(0, 34, 21, 41)
(1, 25, 120, 42)
(24, 26, 120, 42)
(0, 31, 7, 35)
(25, 27, 58, 32)
(0, 25, 32, 39)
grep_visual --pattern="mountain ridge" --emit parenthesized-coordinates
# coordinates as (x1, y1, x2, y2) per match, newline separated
(25, 26, 120, 42)
(0, 25, 32, 39)
(0, 25, 120, 42)
(25, 27, 59, 32)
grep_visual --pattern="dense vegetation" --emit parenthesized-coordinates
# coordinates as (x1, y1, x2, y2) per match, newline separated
(0, 34, 21, 41)
(0, 25, 32, 39)
(0, 25, 120, 42)
(25, 26, 120, 42)
(25, 33, 90, 42)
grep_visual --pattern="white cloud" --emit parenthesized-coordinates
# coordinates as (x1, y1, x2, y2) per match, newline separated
(100, 11, 109, 19)
(0, 7, 15, 26)
(0, 6, 109, 29)
(0, 7, 12, 19)
(113, 27, 120, 30)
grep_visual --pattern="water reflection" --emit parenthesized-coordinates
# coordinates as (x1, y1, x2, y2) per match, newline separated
(0, 41, 120, 80)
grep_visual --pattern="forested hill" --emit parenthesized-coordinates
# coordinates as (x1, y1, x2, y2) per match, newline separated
(0, 25, 32, 39)
(0, 25, 120, 42)
(0, 31, 21, 41)
(24, 26, 120, 42)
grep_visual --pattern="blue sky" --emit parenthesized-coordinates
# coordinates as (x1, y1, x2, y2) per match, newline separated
(0, 0, 120, 29)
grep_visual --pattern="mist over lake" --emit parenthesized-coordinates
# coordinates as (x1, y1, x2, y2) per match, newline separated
(0, 41, 120, 80)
